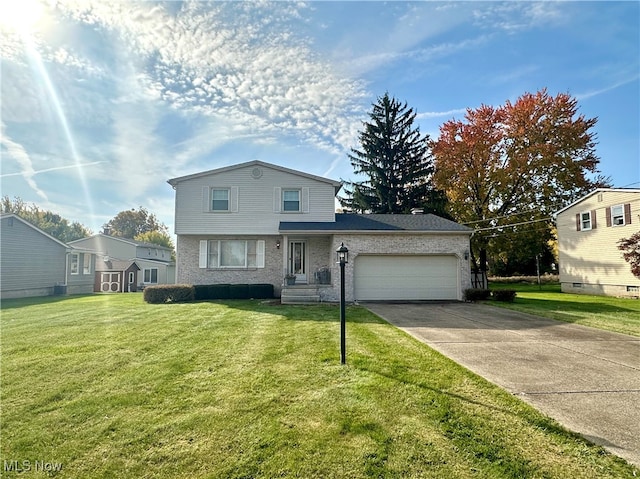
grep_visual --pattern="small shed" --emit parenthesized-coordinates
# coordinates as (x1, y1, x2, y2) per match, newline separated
(94, 258, 140, 293)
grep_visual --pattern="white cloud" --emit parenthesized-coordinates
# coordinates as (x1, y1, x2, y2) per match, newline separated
(52, 0, 365, 161)
(416, 108, 467, 120)
(0, 122, 48, 201)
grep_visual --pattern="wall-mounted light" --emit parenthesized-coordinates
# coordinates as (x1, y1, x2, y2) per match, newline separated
(276, 240, 281, 249)
(464, 251, 469, 261)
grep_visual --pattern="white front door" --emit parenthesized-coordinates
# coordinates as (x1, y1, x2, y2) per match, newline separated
(289, 241, 307, 283)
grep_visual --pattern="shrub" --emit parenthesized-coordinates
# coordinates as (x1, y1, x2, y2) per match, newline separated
(229, 284, 250, 299)
(194, 284, 231, 300)
(492, 289, 517, 302)
(248, 284, 274, 299)
(143, 285, 195, 304)
(464, 288, 491, 302)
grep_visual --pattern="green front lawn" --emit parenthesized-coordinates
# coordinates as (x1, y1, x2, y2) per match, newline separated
(1, 295, 636, 478)
(489, 282, 640, 337)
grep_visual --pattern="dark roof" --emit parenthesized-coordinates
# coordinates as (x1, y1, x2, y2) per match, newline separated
(279, 213, 472, 233)
(95, 259, 140, 272)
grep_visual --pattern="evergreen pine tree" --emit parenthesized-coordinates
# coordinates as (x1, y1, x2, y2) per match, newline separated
(340, 93, 435, 213)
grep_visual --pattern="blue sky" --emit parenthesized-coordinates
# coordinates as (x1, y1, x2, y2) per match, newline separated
(1, 1, 638, 233)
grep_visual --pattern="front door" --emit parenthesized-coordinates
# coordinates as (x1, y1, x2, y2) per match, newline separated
(289, 241, 307, 283)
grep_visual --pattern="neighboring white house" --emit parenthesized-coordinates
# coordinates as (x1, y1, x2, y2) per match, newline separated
(0, 214, 96, 299)
(168, 160, 473, 302)
(68, 234, 175, 292)
(555, 188, 640, 298)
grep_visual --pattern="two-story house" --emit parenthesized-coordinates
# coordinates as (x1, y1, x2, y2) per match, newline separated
(168, 160, 472, 302)
(1, 214, 96, 299)
(555, 188, 640, 298)
(68, 234, 175, 292)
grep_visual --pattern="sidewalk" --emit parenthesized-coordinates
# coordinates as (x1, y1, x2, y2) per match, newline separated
(364, 301, 640, 466)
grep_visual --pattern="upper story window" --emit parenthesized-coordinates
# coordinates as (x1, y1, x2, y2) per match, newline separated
(70, 253, 79, 274)
(611, 205, 624, 226)
(580, 211, 592, 231)
(212, 188, 230, 211)
(283, 189, 301, 212)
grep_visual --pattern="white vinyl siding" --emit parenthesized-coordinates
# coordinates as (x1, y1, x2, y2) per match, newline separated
(557, 190, 640, 294)
(173, 163, 337, 235)
(199, 240, 265, 269)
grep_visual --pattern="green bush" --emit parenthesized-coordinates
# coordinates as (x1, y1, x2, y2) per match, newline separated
(492, 289, 517, 302)
(151, 283, 275, 303)
(194, 284, 230, 300)
(143, 285, 195, 304)
(248, 284, 274, 299)
(229, 284, 250, 299)
(463, 288, 491, 302)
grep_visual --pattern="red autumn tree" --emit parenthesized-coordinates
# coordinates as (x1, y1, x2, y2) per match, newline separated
(432, 89, 609, 273)
(618, 232, 640, 278)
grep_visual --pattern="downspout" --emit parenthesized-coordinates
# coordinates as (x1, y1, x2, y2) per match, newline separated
(64, 249, 70, 286)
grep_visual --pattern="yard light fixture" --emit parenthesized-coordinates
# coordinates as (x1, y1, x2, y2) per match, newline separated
(336, 242, 348, 364)
(276, 240, 281, 249)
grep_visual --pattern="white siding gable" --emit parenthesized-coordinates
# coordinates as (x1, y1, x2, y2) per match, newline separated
(173, 162, 339, 235)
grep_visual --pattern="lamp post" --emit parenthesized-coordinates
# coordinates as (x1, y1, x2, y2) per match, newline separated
(336, 242, 349, 365)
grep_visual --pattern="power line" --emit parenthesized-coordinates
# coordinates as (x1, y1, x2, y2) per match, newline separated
(473, 217, 553, 233)
(462, 209, 544, 225)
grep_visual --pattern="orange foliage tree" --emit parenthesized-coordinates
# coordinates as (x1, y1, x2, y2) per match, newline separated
(432, 89, 609, 273)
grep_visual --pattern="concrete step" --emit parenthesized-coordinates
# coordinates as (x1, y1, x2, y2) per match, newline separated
(281, 286, 321, 304)
(281, 294, 321, 304)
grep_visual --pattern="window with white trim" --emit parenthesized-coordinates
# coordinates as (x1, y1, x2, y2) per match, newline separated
(70, 253, 79, 275)
(200, 240, 265, 269)
(283, 189, 301, 212)
(212, 188, 230, 211)
(83, 254, 91, 275)
(580, 211, 592, 231)
(144, 268, 158, 283)
(611, 204, 624, 226)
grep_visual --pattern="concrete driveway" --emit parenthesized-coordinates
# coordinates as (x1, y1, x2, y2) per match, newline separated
(363, 301, 640, 466)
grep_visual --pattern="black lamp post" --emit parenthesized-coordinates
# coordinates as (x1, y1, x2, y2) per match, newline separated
(336, 242, 349, 365)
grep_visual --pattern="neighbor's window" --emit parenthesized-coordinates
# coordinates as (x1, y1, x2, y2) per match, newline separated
(144, 268, 158, 283)
(70, 253, 79, 275)
(611, 205, 624, 226)
(580, 211, 592, 231)
(283, 189, 301, 212)
(206, 240, 262, 268)
(83, 254, 91, 274)
(212, 188, 230, 211)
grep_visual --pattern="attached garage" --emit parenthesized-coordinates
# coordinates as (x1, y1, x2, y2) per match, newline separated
(354, 255, 460, 301)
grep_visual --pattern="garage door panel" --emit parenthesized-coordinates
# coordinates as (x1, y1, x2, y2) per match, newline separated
(355, 255, 459, 301)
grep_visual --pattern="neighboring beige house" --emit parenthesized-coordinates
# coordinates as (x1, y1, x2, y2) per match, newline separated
(168, 160, 472, 303)
(555, 188, 640, 298)
(68, 234, 175, 292)
(1, 214, 96, 299)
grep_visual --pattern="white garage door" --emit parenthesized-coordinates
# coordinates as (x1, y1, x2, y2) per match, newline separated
(354, 255, 459, 301)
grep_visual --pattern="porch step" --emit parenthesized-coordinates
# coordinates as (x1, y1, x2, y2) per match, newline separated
(281, 286, 321, 304)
